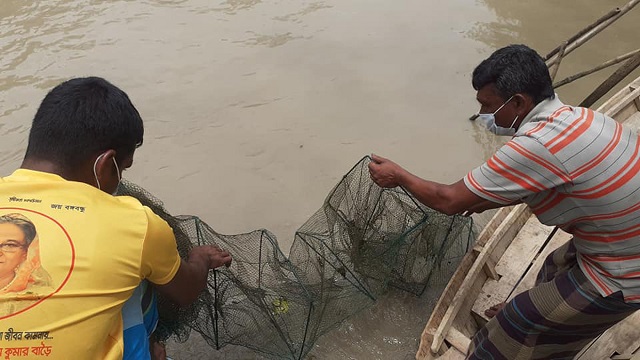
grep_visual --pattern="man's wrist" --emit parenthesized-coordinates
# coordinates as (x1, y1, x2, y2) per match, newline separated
(396, 168, 410, 187)
(188, 248, 210, 269)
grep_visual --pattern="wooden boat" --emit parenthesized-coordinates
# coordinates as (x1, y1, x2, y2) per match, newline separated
(416, 75, 640, 360)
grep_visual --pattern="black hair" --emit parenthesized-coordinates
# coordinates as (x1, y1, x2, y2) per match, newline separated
(0, 213, 37, 247)
(24, 77, 144, 168)
(472, 44, 554, 104)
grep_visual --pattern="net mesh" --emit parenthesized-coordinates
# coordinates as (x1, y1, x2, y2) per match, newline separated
(116, 156, 474, 359)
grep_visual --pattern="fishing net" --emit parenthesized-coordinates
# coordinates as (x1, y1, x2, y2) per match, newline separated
(116, 182, 200, 342)
(116, 156, 475, 359)
(391, 210, 474, 295)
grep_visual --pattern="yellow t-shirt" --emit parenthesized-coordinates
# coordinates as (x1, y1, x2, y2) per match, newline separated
(0, 169, 181, 359)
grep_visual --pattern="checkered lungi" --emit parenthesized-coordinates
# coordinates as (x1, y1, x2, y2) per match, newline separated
(467, 239, 640, 360)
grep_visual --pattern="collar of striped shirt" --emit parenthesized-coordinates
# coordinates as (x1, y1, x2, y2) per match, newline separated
(516, 94, 566, 134)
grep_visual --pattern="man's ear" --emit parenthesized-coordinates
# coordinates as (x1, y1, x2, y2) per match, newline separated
(513, 93, 533, 116)
(93, 149, 117, 189)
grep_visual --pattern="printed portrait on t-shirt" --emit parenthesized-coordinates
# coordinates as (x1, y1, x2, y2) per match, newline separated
(0, 212, 60, 317)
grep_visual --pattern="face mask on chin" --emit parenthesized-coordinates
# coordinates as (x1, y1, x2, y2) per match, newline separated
(471, 95, 519, 136)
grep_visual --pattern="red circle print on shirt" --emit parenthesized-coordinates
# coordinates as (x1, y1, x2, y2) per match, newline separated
(0, 208, 75, 319)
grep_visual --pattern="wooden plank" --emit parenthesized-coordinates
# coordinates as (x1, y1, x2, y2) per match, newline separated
(631, 83, 640, 110)
(596, 76, 640, 114)
(482, 256, 499, 280)
(611, 355, 635, 360)
(616, 104, 640, 124)
(429, 205, 531, 352)
(576, 311, 640, 359)
(611, 355, 633, 360)
(508, 230, 572, 299)
(420, 204, 531, 357)
(604, 86, 640, 120)
(580, 52, 640, 108)
(471, 216, 552, 321)
(438, 347, 465, 360)
(622, 112, 640, 133)
(445, 327, 471, 355)
(612, 345, 640, 360)
(417, 250, 481, 360)
(417, 247, 482, 359)
(416, 206, 524, 359)
(598, 87, 632, 115)
(450, 275, 489, 338)
(475, 206, 518, 247)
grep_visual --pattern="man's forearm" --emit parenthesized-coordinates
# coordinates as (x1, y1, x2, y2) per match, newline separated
(159, 257, 208, 307)
(184, 254, 209, 297)
(465, 198, 521, 214)
(398, 171, 458, 215)
(155, 246, 231, 307)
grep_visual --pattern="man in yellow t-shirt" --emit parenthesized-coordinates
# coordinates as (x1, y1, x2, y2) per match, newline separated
(0, 77, 232, 359)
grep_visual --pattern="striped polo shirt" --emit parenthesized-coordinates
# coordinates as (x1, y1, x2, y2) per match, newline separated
(465, 95, 640, 302)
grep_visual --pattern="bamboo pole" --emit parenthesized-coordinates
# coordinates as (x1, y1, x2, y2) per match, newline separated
(553, 48, 640, 88)
(545, 0, 640, 68)
(579, 52, 640, 108)
(544, 8, 620, 61)
(548, 41, 568, 82)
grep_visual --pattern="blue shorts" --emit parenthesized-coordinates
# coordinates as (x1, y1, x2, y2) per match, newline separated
(122, 280, 158, 360)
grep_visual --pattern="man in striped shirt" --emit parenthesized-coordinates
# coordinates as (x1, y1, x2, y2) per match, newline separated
(369, 44, 640, 359)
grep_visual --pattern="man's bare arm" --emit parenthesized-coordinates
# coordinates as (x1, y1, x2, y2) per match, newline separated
(154, 245, 231, 307)
(368, 154, 505, 215)
(461, 198, 522, 217)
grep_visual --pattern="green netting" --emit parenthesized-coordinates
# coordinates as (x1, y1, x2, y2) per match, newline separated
(291, 158, 433, 300)
(391, 211, 474, 295)
(115, 155, 474, 359)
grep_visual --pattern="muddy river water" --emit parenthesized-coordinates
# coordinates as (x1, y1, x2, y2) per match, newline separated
(1, 0, 638, 358)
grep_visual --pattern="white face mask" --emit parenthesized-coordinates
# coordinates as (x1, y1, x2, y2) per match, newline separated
(93, 154, 121, 194)
(471, 95, 519, 136)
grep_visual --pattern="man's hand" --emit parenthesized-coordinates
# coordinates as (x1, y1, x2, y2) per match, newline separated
(368, 154, 406, 188)
(188, 245, 232, 270)
(198, 245, 232, 269)
(155, 245, 232, 307)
